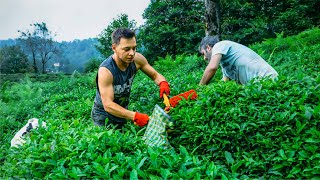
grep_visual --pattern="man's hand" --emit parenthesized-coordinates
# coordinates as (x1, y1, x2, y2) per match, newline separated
(159, 81, 170, 98)
(133, 112, 149, 127)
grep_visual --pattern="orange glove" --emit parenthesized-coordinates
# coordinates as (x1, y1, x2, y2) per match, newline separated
(159, 81, 170, 98)
(133, 112, 149, 127)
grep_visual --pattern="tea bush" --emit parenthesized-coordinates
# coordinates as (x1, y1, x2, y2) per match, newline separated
(0, 28, 319, 179)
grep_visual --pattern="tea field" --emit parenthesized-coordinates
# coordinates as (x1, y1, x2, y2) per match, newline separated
(0, 28, 319, 179)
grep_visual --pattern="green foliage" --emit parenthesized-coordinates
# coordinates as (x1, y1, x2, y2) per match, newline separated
(0, 45, 30, 73)
(2, 0, 318, 74)
(0, 28, 320, 179)
(221, 0, 267, 44)
(138, 0, 205, 63)
(96, 14, 137, 58)
(84, 57, 103, 73)
(0, 73, 68, 86)
(168, 77, 319, 178)
(220, 0, 320, 45)
(250, 27, 320, 77)
(272, 0, 319, 36)
(0, 78, 45, 167)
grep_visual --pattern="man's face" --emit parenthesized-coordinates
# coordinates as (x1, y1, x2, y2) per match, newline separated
(201, 45, 212, 61)
(112, 37, 137, 64)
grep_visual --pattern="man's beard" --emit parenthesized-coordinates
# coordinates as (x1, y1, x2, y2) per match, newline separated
(206, 51, 212, 61)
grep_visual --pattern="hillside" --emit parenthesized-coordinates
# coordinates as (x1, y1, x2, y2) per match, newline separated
(0, 39, 17, 47)
(56, 38, 102, 73)
(0, 38, 101, 73)
(0, 28, 319, 178)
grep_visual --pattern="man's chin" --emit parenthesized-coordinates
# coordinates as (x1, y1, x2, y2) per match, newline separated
(126, 59, 134, 63)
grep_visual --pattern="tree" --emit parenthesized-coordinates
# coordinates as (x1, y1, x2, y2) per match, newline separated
(18, 27, 39, 73)
(138, 0, 205, 63)
(0, 46, 30, 74)
(96, 14, 137, 58)
(18, 22, 58, 73)
(218, 0, 320, 45)
(84, 57, 103, 73)
(37, 23, 59, 73)
(272, 0, 319, 36)
(204, 0, 221, 39)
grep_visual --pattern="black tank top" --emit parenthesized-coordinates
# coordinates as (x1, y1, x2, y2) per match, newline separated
(93, 55, 137, 123)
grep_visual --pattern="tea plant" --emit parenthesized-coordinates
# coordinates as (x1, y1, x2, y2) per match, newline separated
(0, 28, 319, 179)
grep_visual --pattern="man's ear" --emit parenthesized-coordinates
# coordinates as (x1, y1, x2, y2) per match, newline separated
(206, 45, 212, 52)
(111, 44, 116, 52)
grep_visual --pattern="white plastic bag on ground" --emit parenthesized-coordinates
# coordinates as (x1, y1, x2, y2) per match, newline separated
(11, 118, 47, 148)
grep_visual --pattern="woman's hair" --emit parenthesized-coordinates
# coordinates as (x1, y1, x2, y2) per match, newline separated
(199, 35, 220, 53)
(112, 28, 136, 45)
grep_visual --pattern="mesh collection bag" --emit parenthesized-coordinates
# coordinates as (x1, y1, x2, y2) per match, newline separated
(142, 104, 175, 149)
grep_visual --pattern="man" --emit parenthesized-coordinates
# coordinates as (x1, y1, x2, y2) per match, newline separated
(199, 36, 278, 85)
(91, 28, 170, 128)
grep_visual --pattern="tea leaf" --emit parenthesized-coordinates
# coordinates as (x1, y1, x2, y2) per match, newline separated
(137, 157, 148, 169)
(130, 169, 138, 180)
(225, 151, 234, 164)
(231, 160, 244, 173)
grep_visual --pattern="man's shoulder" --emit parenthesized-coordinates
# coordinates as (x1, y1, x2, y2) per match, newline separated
(134, 52, 145, 61)
(214, 41, 249, 53)
(100, 55, 113, 65)
(98, 56, 115, 76)
(216, 40, 237, 46)
(134, 52, 148, 68)
(99, 55, 115, 69)
(211, 41, 234, 55)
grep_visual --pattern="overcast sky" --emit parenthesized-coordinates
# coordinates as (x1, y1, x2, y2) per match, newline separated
(0, 0, 150, 42)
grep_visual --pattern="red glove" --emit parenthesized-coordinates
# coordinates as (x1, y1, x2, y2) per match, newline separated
(133, 112, 149, 127)
(169, 89, 197, 107)
(159, 81, 170, 98)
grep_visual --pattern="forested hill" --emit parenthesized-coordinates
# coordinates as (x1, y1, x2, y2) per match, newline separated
(0, 39, 17, 47)
(0, 38, 101, 73)
(56, 38, 101, 73)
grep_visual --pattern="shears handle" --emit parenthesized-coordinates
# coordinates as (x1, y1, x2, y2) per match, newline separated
(163, 93, 171, 113)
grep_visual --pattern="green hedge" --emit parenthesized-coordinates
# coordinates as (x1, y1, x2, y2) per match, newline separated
(0, 28, 319, 179)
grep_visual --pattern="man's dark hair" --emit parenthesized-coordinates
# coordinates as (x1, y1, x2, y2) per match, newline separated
(199, 35, 220, 53)
(112, 28, 136, 45)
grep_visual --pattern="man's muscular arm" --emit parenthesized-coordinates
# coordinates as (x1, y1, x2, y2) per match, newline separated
(98, 67, 135, 121)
